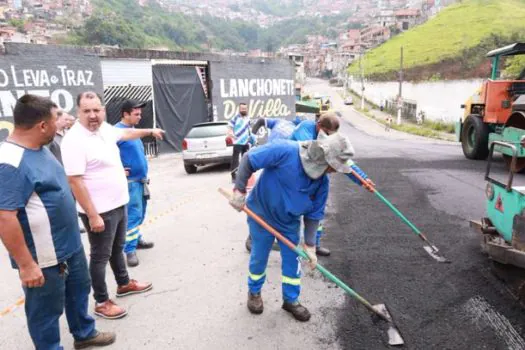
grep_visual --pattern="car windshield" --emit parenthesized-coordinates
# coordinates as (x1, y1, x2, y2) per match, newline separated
(186, 124, 228, 138)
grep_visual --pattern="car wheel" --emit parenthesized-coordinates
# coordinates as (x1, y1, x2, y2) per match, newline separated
(184, 163, 197, 174)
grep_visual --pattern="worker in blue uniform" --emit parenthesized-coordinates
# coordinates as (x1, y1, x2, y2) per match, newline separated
(243, 114, 324, 253)
(290, 112, 373, 257)
(116, 100, 155, 268)
(229, 131, 356, 321)
(250, 116, 302, 143)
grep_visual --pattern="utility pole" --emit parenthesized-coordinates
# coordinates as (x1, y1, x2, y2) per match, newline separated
(359, 50, 365, 110)
(397, 46, 404, 125)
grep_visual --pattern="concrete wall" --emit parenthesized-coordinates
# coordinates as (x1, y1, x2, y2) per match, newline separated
(349, 78, 484, 123)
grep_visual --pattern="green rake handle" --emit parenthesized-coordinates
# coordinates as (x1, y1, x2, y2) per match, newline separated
(218, 188, 390, 322)
(346, 171, 436, 248)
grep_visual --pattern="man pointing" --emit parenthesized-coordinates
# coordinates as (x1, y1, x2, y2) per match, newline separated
(61, 92, 163, 320)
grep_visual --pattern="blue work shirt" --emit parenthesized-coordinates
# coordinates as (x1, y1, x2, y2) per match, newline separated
(115, 122, 148, 181)
(0, 142, 82, 269)
(265, 118, 296, 142)
(247, 141, 329, 234)
(290, 120, 318, 141)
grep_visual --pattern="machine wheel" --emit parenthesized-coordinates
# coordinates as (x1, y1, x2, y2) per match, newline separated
(461, 115, 489, 160)
(184, 163, 197, 174)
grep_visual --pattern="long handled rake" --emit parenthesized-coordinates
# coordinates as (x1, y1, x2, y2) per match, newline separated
(219, 188, 405, 346)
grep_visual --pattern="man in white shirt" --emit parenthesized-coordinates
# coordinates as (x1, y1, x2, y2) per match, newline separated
(61, 92, 164, 320)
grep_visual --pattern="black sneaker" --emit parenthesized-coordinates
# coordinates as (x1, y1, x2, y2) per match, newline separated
(247, 293, 263, 314)
(137, 238, 154, 250)
(282, 301, 311, 322)
(316, 246, 331, 256)
(126, 252, 139, 267)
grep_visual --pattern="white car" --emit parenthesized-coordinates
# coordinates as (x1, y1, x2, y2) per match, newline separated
(344, 96, 353, 105)
(182, 121, 233, 174)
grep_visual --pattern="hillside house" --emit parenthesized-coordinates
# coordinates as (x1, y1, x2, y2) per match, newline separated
(394, 8, 421, 30)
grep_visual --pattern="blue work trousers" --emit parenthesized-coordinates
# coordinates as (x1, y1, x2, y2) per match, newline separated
(316, 221, 324, 247)
(124, 181, 147, 253)
(23, 248, 97, 350)
(248, 218, 302, 303)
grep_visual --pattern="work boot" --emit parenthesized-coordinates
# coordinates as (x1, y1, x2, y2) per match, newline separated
(282, 301, 311, 322)
(137, 238, 154, 249)
(94, 300, 127, 320)
(316, 246, 331, 256)
(116, 279, 153, 297)
(247, 293, 263, 314)
(245, 235, 252, 252)
(126, 252, 139, 267)
(74, 331, 116, 349)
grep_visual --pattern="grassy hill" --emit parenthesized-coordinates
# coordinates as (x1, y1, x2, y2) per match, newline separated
(349, 0, 525, 81)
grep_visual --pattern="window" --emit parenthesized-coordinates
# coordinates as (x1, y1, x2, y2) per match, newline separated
(186, 124, 228, 138)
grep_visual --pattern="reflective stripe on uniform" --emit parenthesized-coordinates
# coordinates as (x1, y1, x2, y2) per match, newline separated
(126, 227, 139, 236)
(249, 272, 266, 281)
(282, 276, 301, 286)
(126, 233, 139, 242)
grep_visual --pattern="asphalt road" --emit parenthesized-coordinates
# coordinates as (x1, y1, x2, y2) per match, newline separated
(307, 79, 525, 349)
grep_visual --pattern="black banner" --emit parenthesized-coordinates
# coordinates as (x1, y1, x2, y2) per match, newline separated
(0, 44, 104, 141)
(210, 60, 296, 122)
(153, 65, 208, 152)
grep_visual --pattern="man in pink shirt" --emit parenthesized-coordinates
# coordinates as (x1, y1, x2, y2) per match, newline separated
(61, 92, 164, 320)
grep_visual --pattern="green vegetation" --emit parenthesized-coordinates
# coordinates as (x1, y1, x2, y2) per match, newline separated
(66, 0, 355, 51)
(68, 0, 205, 50)
(503, 56, 525, 78)
(389, 123, 441, 138)
(348, 0, 525, 78)
(8, 18, 26, 32)
(422, 120, 455, 134)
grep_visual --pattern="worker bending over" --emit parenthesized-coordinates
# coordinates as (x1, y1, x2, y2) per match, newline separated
(229, 131, 355, 322)
(291, 112, 372, 256)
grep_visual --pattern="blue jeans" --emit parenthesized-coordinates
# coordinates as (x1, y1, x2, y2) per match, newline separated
(125, 182, 147, 254)
(23, 248, 97, 350)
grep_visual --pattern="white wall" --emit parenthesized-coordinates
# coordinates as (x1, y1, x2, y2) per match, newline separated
(349, 78, 484, 123)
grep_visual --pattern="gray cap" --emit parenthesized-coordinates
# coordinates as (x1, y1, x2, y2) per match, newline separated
(299, 132, 355, 179)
